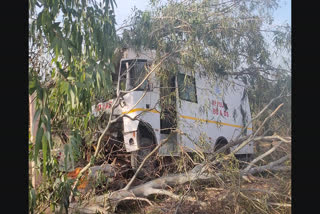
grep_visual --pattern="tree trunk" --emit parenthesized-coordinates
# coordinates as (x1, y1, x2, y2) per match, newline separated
(29, 92, 41, 189)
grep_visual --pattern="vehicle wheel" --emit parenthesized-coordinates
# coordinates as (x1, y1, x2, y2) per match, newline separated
(130, 138, 157, 179)
(214, 137, 230, 154)
(213, 137, 231, 169)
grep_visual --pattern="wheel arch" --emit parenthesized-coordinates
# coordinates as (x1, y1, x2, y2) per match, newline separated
(137, 121, 157, 146)
(214, 136, 230, 153)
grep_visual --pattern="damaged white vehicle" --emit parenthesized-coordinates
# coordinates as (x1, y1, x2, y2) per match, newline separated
(92, 49, 254, 169)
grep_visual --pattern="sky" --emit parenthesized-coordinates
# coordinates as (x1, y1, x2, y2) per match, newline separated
(114, 0, 291, 29)
(272, 0, 291, 26)
(114, 0, 150, 28)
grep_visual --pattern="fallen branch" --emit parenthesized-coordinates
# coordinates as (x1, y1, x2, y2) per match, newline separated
(88, 163, 117, 179)
(211, 102, 285, 159)
(231, 103, 284, 156)
(242, 154, 290, 176)
(120, 197, 153, 206)
(234, 89, 286, 142)
(68, 95, 290, 213)
(69, 151, 290, 213)
(123, 133, 172, 190)
(70, 83, 149, 199)
(268, 202, 291, 207)
(243, 140, 283, 173)
(209, 134, 290, 165)
(240, 188, 291, 200)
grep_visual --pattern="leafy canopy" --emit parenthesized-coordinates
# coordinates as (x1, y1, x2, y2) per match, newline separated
(121, 0, 289, 84)
(29, 0, 118, 180)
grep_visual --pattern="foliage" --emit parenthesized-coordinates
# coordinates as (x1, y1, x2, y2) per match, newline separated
(120, 0, 291, 135)
(248, 74, 291, 135)
(29, 0, 117, 172)
(28, 156, 79, 213)
(28, 0, 291, 212)
(29, 0, 118, 211)
(122, 0, 279, 78)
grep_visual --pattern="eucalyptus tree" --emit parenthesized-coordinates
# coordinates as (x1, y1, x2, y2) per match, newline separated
(29, 0, 118, 212)
(28, 0, 291, 212)
(120, 0, 291, 134)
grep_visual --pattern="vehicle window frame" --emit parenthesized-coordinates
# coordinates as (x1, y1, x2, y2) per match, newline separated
(177, 73, 198, 103)
(120, 59, 149, 91)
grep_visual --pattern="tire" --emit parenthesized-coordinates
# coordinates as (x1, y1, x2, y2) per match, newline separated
(214, 137, 230, 154)
(130, 138, 156, 179)
(213, 137, 231, 169)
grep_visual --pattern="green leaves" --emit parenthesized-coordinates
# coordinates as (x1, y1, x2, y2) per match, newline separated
(29, 0, 118, 209)
(64, 143, 74, 171)
(123, 0, 283, 83)
(29, 78, 37, 95)
(96, 69, 101, 90)
(69, 84, 76, 109)
(60, 80, 69, 94)
(42, 133, 49, 177)
(70, 130, 81, 161)
(32, 104, 53, 178)
(30, 0, 117, 116)
(63, 130, 81, 171)
(61, 40, 71, 64)
(34, 126, 44, 163)
(28, 187, 36, 213)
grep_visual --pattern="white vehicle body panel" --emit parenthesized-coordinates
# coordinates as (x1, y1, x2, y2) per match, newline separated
(91, 49, 253, 156)
(176, 71, 253, 154)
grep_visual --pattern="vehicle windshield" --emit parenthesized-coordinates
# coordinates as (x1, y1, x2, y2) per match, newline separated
(120, 59, 148, 91)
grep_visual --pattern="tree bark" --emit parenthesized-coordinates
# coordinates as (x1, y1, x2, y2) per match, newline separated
(29, 92, 41, 189)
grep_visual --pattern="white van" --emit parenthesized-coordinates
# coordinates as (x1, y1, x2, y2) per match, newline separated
(92, 49, 254, 167)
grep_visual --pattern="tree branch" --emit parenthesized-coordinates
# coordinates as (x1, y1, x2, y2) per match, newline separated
(243, 141, 283, 173)
(123, 133, 172, 190)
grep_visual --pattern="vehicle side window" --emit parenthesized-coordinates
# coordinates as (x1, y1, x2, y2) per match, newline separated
(120, 59, 148, 91)
(129, 60, 148, 90)
(119, 63, 127, 91)
(177, 73, 198, 103)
